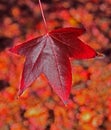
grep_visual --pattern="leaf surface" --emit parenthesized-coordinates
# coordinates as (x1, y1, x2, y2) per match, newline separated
(10, 27, 97, 103)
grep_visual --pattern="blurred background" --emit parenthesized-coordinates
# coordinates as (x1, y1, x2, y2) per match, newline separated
(0, 0, 111, 130)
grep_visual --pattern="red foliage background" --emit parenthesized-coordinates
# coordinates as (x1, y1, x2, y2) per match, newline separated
(0, 0, 111, 130)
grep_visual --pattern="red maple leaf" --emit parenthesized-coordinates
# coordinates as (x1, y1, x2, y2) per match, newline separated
(10, 27, 98, 103)
(9, 0, 103, 104)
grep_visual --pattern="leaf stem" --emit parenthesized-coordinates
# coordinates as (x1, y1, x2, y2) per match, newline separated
(38, 0, 48, 33)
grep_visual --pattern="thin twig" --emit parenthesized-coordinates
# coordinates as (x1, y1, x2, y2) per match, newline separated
(39, 0, 48, 33)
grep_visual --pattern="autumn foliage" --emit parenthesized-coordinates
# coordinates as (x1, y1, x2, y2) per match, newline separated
(0, 0, 111, 130)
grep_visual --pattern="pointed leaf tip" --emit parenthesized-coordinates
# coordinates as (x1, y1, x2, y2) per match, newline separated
(9, 48, 13, 52)
(95, 52, 105, 59)
(9, 47, 19, 54)
(18, 89, 24, 97)
(62, 99, 69, 106)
